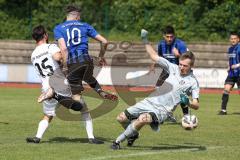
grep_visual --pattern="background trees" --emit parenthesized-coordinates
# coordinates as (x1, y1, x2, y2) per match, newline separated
(0, 0, 239, 41)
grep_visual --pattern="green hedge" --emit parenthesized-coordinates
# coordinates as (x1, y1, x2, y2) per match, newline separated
(0, 0, 239, 42)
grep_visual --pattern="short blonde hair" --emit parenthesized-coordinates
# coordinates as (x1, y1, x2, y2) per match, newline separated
(179, 51, 195, 66)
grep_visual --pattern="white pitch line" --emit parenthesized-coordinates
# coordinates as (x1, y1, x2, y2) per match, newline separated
(82, 146, 222, 160)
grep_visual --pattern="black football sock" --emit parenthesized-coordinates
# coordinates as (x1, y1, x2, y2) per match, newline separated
(181, 103, 189, 115)
(221, 93, 229, 111)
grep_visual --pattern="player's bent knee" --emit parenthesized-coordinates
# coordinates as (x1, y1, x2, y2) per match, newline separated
(224, 84, 233, 92)
(223, 89, 230, 94)
(72, 94, 81, 101)
(70, 102, 83, 111)
(137, 113, 152, 124)
(55, 94, 83, 111)
(116, 112, 128, 123)
(43, 115, 53, 122)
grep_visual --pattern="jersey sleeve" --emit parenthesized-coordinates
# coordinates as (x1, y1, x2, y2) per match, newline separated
(86, 24, 98, 38)
(157, 42, 162, 56)
(156, 57, 177, 74)
(30, 54, 34, 63)
(54, 26, 63, 40)
(191, 79, 200, 99)
(48, 44, 61, 56)
(176, 40, 187, 54)
(237, 45, 240, 61)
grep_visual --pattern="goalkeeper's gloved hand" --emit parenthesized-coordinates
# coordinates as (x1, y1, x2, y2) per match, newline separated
(180, 94, 190, 106)
(141, 29, 149, 44)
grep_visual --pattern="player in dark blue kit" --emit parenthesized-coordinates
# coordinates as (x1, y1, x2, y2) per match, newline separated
(54, 5, 116, 99)
(150, 26, 189, 116)
(219, 32, 240, 115)
(54, 5, 117, 144)
(157, 26, 187, 65)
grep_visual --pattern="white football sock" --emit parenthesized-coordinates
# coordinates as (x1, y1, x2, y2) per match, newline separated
(82, 112, 94, 139)
(116, 123, 138, 143)
(35, 119, 49, 139)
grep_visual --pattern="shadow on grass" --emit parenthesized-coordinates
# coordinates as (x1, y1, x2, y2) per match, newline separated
(0, 121, 9, 125)
(229, 112, 240, 115)
(163, 122, 181, 125)
(126, 143, 206, 152)
(43, 136, 112, 144)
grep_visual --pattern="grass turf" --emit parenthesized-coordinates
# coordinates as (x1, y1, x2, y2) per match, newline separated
(0, 87, 240, 160)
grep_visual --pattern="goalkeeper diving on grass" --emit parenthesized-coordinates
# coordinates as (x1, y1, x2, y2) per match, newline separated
(111, 29, 200, 150)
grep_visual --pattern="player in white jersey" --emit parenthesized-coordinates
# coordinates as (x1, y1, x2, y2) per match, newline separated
(26, 25, 103, 144)
(111, 29, 200, 150)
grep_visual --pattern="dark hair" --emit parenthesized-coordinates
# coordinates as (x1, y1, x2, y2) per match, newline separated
(163, 25, 175, 35)
(65, 5, 81, 14)
(180, 51, 195, 66)
(32, 25, 47, 42)
(230, 31, 240, 38)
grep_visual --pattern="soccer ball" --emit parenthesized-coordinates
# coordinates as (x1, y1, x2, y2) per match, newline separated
(181, 114, 198, 130)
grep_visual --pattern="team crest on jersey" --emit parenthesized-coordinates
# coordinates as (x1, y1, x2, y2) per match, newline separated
(179, 80, 185, 85)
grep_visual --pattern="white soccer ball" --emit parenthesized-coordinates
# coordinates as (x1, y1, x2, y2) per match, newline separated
(181, 114, 198, 130)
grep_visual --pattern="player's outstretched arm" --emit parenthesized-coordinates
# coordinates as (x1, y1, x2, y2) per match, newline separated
(94, 34, 108, 65)
(94, 35, 108, 57)
(57, 38, 68, 71)
(141, 29, 160, 62)
(145, 44, 160, 62)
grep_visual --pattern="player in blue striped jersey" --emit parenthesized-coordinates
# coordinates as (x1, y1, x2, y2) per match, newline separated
(54, 5, 116, 98)
(54, 5, 117, 144)
(157, 26, 187, 65)
(219, 32, 240, 115)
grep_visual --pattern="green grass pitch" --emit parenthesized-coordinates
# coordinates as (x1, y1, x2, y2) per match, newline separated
(0, 87, 240, 160)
